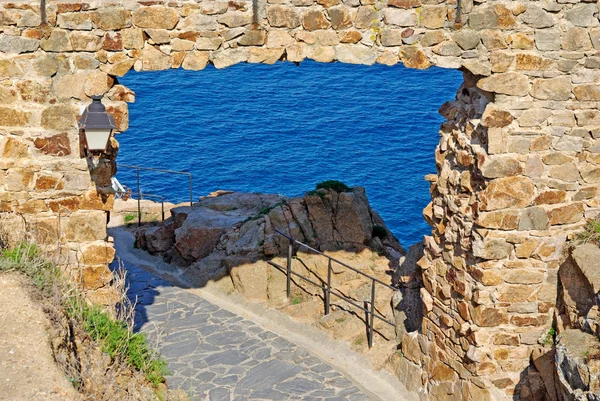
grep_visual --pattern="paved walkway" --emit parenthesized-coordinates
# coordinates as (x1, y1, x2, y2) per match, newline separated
(115, 257, 372, 401)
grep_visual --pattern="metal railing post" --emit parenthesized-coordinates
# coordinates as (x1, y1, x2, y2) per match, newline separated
(368, 280, 375, 349)
(325, 259, 332, 315)
(456, 0, 462, 23)
(161, 198, 165, 222)
(136, 168, 141, 227)
(286, 242, 292, 298)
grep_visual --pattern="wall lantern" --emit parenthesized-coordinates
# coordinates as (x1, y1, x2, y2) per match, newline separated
(79, 95, 116, 164)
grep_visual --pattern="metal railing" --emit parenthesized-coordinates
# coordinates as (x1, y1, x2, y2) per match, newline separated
(456, 0, 462, 23)
(117, 164, 193, 226)
(138, 193, 166, 222)
(269, 230, 398, 349)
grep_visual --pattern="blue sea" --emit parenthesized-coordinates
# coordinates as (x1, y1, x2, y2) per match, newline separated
(116, 61, 462, 248)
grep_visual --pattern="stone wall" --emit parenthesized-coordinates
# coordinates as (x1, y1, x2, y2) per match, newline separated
(1, 0, 599, 399)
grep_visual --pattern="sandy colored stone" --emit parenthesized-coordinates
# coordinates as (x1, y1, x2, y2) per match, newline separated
(133, 6, 178, 29)
(478, 72, 528, 96)
(548, 203, 584, 225)
(471, 305, 508, 327)
(266, 5, 302, 29)
(481, 176, 535, 211)
(303, 10, 330, 31)
(329, 6, 352, 30)
(140, 44, 170, 71)
(399, 47, 430, 69)
(0, 107, 31, 127)
(481, 105, 513, 128)
(40, 29, 72, 52)
(476, 210, 519, 230)
(531, 77, 572, 101)
(92, 8, 130, 30)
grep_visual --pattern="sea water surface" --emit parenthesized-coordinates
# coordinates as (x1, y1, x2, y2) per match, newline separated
(116, 61, 462, 247)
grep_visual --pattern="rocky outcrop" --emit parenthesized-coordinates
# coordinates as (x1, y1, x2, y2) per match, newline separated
(136, 187, 404, 270)
(555, 330, 600, 401)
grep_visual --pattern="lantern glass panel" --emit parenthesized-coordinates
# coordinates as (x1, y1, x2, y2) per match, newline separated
(85, 128, 112, 152)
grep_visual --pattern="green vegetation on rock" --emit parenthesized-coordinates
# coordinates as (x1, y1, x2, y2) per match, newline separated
(315, 180, 351, 193)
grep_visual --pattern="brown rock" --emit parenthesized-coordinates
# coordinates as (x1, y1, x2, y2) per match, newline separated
(33, 133, 71, 156)
(0, 60, 23, 78)
(303, 10, 330, 31)
(548, 203, 584, 225)
(217, 12, 252, 28)
(81, 243, 116, 265)
(574, 187, 598, 201)
(534, 190, 566, 205)
(341, 31, 362, 44)
(471, 305, 509, 327)
(389, 0, 421, 8)
(481, 176, 535, 211)
(399, 47, 430, 69)
(482, 105, 513, 128)
(431, 362, 457, 381)
(329, 7, 351, 30)
(511, 314, 548, 327)
(574, 85, 600, 101)
(34, 175, 61, 191)
(238, 30, 266, 46)
(133, 6, 178, 29)
(0, 107, 31, 127)
(81, 265, 113, 290)
(476, 210, 520, 230)
(48, 197, 80, 213)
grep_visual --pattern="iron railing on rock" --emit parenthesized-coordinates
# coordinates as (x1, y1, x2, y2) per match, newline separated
(269, 230, 399, 349)
(117, 164, 193, 226)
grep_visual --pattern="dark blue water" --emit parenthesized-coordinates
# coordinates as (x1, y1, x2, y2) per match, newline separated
(116, 61, 461, 247)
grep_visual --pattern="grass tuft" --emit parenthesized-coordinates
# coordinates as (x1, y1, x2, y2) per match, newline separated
(315, 180, 351, 193)
(576, 217, 600, 245)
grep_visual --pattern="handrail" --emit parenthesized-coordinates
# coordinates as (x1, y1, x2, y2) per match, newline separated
(274, 230, 396, 291)
(271, 230, 399, 349)
(117, 163, 194, 226)
(139, 193, 166, 222)
(456, 0, 462, 23)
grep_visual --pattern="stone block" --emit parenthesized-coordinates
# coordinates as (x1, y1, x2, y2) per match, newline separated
(65, 211, 107, 242)
(133, 6, 179, 29)
(481, 176, 535, 211)
(478, 73, 529, 96)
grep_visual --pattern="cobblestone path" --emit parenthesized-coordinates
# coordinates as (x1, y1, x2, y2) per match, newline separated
(118, 259, 373, 401)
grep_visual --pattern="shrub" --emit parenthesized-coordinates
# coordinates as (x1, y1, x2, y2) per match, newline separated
(372, 225, 388, 239)
(315, 180, 351, 193)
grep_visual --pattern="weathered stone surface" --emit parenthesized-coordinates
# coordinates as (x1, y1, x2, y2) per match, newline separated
(399, 47, 430, 69)
(182, 51, 209, 71)
(33, 133, 71, 157)
(0, 107, 30, 127)
(92, 8, 130, 30)
(40, 29, 72, 52)
(212, 49, 248, 69)
(70, 31, 102, 52)
(420, 6, 446, 29)
(140, 44, 170, 71)
(452, 30, 480, 50)
(518, 108, 551, 127)
(471, 305, 508, 327)
(133, 6, 179, 30)
(329, 7, 351, 30)
(266, 6, 301, 29)
(531, 77, 572, 101)
(383, 9, 418, 27)
(480, 156, 521, 178)
(218, 12, 252, 28)
(0, 35, 39, 54)
(469, 4, 515, 29)
(303, 10, 330, 31)
(41, 105, 76, 131)
(562, 27, 592, 51)
(548, 203, 584, 225)
(481, 105, 513, 128)
(65, 211, 106, 242)
(481, 176, 535, 211)
(477, 210, 519, 230)
(478, 73, 529, 96)
(518, 207, 549, 231)
(521, 5, 554, 29)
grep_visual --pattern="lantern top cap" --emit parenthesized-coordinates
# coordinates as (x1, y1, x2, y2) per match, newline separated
(79, 94, 116, 130)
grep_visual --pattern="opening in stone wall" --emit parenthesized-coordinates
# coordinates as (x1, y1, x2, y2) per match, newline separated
(115, 61, 462, 247)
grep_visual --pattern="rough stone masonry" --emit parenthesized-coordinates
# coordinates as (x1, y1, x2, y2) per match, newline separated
(0, 0, 599, 399)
